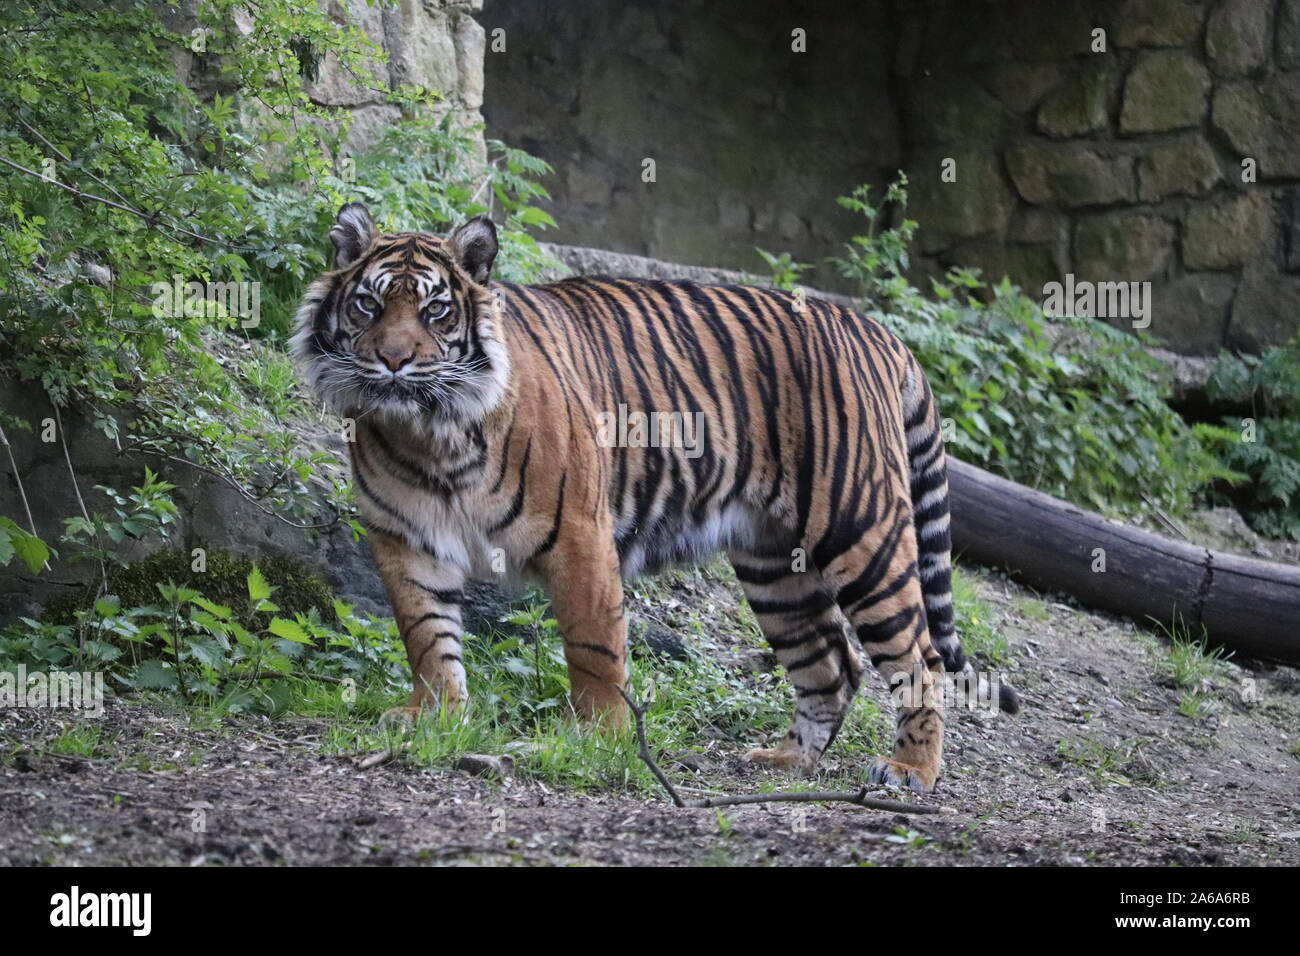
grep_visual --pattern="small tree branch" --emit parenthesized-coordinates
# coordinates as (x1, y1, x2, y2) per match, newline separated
(617, 686, 942, 816)
(616, 685, 685, 807)
(52, 403, 109, 646)
(0, 422, 43, 548)
(0, 154, 247, 249)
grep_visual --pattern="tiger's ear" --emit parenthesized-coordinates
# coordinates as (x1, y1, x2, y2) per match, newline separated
(329, 202, 376, 269)
(449, 216, 498, 284)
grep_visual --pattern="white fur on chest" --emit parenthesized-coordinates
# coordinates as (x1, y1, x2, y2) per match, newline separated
(355, 419, 533, 580)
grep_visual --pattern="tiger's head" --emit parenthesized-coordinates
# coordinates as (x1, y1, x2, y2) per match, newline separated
(291, 203, 510, 428)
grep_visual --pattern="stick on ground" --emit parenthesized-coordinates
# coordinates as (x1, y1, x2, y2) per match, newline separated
(616, 687, 942, 816)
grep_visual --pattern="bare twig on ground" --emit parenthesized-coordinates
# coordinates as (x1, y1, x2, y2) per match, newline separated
(355, 749, 394, 770)
(353, 742, 412, 770)
(615, 687, 942, 816)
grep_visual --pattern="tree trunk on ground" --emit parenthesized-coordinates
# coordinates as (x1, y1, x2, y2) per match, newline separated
(947, 458, 1300, 665)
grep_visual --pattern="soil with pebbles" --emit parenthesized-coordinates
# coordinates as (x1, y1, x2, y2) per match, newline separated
(2, 571, 1297, 867)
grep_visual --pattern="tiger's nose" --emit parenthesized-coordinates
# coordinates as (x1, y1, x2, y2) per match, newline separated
(378, 348, 415, 372)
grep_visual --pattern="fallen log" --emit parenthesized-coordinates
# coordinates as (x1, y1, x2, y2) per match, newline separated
(946, 458, 1300, 665)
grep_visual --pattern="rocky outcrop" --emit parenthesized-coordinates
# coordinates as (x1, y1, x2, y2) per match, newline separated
(167, 0, 487, 156)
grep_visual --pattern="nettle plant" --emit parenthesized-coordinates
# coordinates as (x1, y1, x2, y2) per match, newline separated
(0, 1, 559, 612)
(1204, 335, 1300, 539)
(1, 564, 408, 716)
(823, 179, 1232, 519)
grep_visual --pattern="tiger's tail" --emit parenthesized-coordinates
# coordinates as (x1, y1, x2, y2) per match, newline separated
(902, 360, 1020, 715)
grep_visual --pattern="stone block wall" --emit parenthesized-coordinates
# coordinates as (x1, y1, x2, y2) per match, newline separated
(877, 0, 1297, 354)
(481, 0, 1298, 355)
(480, 0, 900, 290)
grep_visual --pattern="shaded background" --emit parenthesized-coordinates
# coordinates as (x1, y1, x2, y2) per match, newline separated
(483, 0, 1300, 354)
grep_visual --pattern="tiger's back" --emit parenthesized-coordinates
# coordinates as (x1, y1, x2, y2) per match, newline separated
(499, 277, 918, 576)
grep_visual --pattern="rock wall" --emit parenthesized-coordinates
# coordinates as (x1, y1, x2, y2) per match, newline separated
(311, 0, 487, 155)
(480, 0, 901, 290)
(0, 380, 390, 623)
(482, 0, 1298, 355)
(895, 0, 1299, 354)
(166, 0, 487, 156)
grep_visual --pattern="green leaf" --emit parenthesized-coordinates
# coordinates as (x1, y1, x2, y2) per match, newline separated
(0, 517, 49, 573)
(247, 565, 273, 603)
(268, 616, 312, 644)
(0, 526, 15, 567)
(191, 596, 233, 620)
(12, 531, 49, 573)
(132, 659, 178, 690)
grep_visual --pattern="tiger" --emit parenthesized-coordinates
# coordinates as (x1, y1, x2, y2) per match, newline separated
(292, 202, 1018, 793)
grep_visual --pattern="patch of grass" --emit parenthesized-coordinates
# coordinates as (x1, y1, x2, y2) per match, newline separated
(1056, 736, 1155, 787)
(1227, 822, 1260, 844)
(1156, 623, 1233, 723)
(45, 725, 106, 758)
(885, 827, 932, 849)
(313, 588, 905, 794)
(1163, 631, 1231, 690)
(951, 567, 1012, 666)
(316, 610, 798, 792)
(1177, 690, 1217, 721)
(1014, 597, 1051, 623)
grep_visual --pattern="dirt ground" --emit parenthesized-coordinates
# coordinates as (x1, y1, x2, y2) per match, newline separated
(2, 569, 1298, 867)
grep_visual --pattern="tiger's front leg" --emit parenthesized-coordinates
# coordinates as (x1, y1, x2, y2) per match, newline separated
(539, 524, 629, 727)
(369, 530, 469, 723)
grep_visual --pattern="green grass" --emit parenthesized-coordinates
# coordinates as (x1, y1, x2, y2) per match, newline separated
(1177, 690, 1217, 720)
(1163, 631, 1231, 690)
(308, 613, 891, 792)
(8, 555, 1010, 796)
(1156, 622, 1233, 723)
(951, 567, 1012, 665)
(44, 726, 106, 758)
(1055, 735, 1159, 787)
(1014, 597, 1051, 623)
(297, 580, 906, 793)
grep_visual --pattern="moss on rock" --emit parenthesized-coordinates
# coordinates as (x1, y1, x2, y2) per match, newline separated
(42, 548, 336, 626)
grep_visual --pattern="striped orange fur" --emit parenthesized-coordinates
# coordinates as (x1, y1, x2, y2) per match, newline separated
(293, 205, 1016, 792)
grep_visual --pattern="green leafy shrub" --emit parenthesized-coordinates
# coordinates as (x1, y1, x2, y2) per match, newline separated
(753, 247, 811, 291)
(2, 564, 405, 715)
(825, 180, 1234, 518)
(41, 547, 336, 631)
(0, 0, 557, 516)
(828, 177, 917, 307)
(0, 0, 558, 619)
(239, 124, 561, 340)
(1204, 335, 1300, 538)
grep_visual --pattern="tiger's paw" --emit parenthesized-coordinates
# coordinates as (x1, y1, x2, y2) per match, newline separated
(743, 738, 817, 776)
(378, 705, 424, 727)
(868, 757, 937, 794)
(380, 700, 469, 728)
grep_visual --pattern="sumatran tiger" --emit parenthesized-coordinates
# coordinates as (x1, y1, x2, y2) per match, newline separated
(293, 203, 1018, 793)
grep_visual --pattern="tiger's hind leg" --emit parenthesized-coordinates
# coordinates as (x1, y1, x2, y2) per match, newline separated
(729, 548, 863, 776)
(819, 507, 946, 793)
